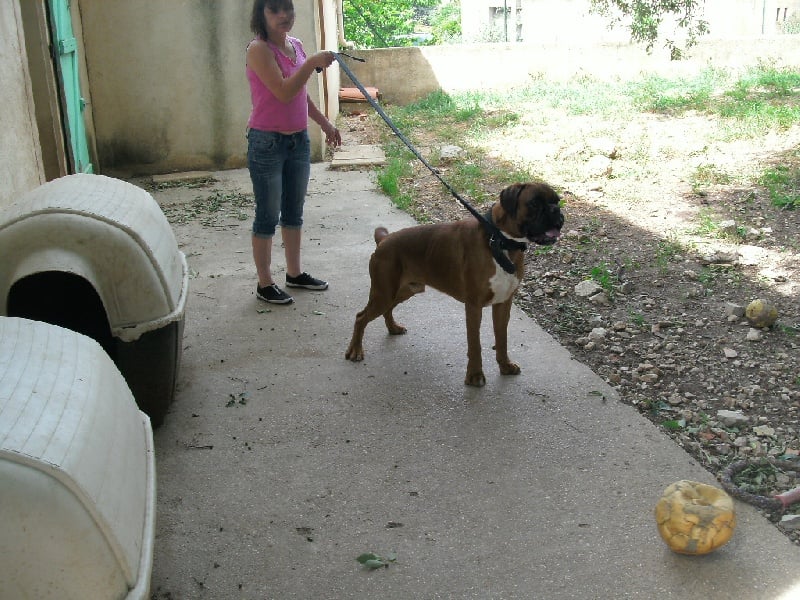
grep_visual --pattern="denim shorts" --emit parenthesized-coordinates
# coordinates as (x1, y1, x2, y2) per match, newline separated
(247, 128, 311, 238)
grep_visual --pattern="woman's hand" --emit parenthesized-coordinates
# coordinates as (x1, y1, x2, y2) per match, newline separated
(309, 50, 335, 72)
(322, 121, 342, 147)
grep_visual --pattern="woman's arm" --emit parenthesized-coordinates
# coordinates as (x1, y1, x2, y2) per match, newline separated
(308, 96, 342, 147)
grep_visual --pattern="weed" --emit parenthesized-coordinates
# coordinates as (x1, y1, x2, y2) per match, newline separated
(691, 163, 731, 194)
(692, 208, 721, 236)
(627, 68, 724, 114)
(698, 264, 739, 290)
(776, 324, 799, 337)
(531, 245, 555, 257)
(629, 311, 646, 328)
(732, 463, 780, 496)
(655, 236, 684, 271)
(760, 165, 800, 209)
(662, 419, 686, 431)
(589, 262, 615, 296)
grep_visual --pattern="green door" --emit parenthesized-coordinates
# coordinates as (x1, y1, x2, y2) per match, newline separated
(48, 0, 93, 174)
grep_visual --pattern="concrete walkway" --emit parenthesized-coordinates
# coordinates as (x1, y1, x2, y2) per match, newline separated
(149, 165, 800, 600)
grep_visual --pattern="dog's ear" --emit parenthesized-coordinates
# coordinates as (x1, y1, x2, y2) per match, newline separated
(499, 184, 524, 218)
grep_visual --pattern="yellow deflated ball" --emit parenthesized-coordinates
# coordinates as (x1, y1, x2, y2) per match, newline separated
(654, 480, 736, 555)
(745, 299, 778, 328)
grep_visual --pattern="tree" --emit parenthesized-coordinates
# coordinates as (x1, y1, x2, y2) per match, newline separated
(589, 0, 709, 59)
(430, 1, 462, 44)
(343, 0, 440, 49)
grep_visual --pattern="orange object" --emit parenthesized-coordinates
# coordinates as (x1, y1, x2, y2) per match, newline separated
(655, 480, 736, 555)
(339, 87, 380, 103)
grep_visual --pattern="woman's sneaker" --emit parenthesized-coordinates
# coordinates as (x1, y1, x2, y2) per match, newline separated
(286, 272, 328, 290)
(257, 284, 293, 304)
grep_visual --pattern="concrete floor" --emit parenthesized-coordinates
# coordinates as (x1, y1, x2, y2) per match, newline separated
(148, 165, 800, 600)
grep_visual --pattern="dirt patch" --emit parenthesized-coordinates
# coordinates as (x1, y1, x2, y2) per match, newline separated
(339, 105, 800, 540)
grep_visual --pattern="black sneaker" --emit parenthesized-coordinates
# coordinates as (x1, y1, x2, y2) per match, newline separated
(256, 284, 293, 304)
(285, 272, 329, 290)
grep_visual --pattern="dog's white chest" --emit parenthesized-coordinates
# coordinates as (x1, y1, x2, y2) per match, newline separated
(489, 264, 521, 304)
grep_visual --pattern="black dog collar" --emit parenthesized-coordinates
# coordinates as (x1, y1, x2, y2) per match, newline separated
(483, 210, 527, 274)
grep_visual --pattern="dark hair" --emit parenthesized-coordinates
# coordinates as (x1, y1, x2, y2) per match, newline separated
(250, 0, 294, 40)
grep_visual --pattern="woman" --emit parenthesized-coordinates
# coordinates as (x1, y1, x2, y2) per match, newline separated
(246, 0, 341, 304)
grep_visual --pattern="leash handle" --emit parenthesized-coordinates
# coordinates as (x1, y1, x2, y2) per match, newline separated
(317, 52, 364, 73)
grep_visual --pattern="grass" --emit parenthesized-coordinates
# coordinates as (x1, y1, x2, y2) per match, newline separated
(629, 310, 646, 328)
(376, 65, 800, 241)
(589, 262, 616, 297)
(376, 151, 414, 211)
(655, 236, 684, 271)
(760, 164, 800, 209)
(691, 163, 732, 195)
(370, 63, 800, 220)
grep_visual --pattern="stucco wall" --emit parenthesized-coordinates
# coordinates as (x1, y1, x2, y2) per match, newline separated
(340, 37, 800, 106)
(79, 0, 339, 176)
(0, 1, 45, 208)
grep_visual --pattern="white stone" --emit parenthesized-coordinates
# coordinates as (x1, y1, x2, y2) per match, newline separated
(575, 280, 603, 297)
(717, 410, 749, 428)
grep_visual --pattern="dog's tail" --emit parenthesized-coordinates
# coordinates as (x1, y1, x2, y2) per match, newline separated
(374, 227, 389, 246)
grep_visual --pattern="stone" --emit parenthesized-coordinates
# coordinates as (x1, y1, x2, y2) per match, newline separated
(439, 145, 464, 160)
(753, 425, 776, 437)
(589, 292, 611, 306)
(717, 410, 749, 428)
(718, 220, 738, 235)
(724, 302, 745, 318)
(780, 515, 800, 531)
(575, 280, 603, 297)
(746, 328, 763, 341)
(588, 327, 608, 341)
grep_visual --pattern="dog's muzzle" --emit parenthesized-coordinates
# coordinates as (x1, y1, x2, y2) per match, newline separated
(529, 228, 562, 246)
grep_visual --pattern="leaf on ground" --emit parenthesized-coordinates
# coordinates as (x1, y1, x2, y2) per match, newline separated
(363, 560, 385, 569)
(357, 553, 380, 564)
(356, 552, 396, 569)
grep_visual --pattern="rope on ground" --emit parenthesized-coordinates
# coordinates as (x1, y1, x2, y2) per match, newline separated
(719, 458, 800, 514)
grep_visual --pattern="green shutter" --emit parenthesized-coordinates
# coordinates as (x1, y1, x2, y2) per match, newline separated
(48, 0, 93, 174)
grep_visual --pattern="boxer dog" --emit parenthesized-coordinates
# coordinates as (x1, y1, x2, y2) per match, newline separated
(345, 181, 564, 386)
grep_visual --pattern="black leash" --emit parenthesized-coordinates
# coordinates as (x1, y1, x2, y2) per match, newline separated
(331, 52, 525, 274)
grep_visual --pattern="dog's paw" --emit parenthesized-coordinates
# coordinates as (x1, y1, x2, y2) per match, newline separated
(465, 371, 487, 387)
(345, 345, 365, 362)
(387, 323, 407, 335)
(499, 362, 521, 375)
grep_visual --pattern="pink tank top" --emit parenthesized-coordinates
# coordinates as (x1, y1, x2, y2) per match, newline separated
(247, 36, 308, 132)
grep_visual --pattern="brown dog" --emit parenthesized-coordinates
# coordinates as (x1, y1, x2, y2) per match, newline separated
(345, 181, 564, 386)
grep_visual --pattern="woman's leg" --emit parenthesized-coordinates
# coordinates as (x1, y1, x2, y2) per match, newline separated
(282, 227, 302, 278)
(247, 129, 283, 287)
(252, 235, 274, 287)
(280, 132, 311, 278)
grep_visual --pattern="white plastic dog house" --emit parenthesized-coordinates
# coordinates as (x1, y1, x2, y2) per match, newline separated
(0, 174, 187, 426)
(0, 316, 156, 599)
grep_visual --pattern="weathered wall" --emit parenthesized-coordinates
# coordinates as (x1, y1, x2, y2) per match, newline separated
(79, 0, 339, 176)
(0, 2, 45, 208)
(340, 37, 800, 106)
